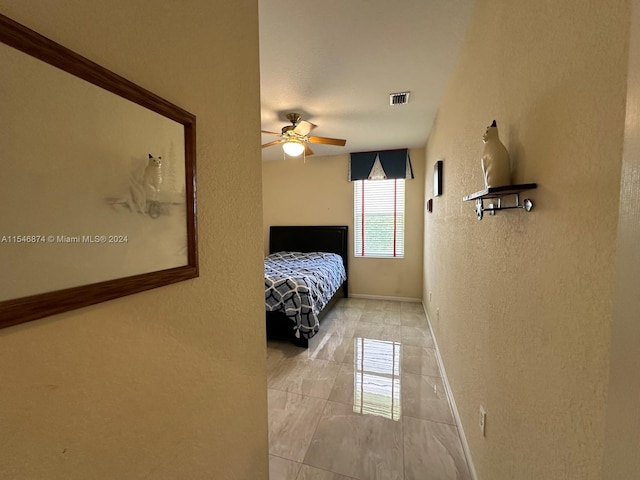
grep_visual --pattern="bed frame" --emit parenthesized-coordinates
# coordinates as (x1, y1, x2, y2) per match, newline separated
(266, 225, 349, 348)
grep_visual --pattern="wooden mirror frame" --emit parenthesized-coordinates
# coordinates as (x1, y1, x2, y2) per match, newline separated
(0, 14, 198, 329)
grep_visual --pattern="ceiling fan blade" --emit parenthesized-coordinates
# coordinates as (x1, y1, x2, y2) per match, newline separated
(262, 139, 284, 148)
(261, 130, 282, 136)
(293, 120, 317, 136)
(304, 143, 314, 156)
(307, 136, 346, 146)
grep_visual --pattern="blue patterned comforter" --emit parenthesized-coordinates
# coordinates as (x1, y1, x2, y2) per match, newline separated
(265, 251, 346, 339)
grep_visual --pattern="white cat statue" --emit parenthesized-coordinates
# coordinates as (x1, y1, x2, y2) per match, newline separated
(481, 120, 511, 189)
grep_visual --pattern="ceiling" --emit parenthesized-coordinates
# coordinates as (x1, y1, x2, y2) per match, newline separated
(258, 0, 475, 161)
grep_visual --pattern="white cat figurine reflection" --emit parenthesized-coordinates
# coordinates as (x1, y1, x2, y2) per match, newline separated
(481, 120, 511, 188)
(144, 154, 163, 194)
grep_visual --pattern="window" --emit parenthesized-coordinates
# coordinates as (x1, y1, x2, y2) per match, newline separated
(353, 179, 405, 258)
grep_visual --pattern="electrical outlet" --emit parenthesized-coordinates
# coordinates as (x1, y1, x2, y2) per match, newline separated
(479, 405, 486, 436)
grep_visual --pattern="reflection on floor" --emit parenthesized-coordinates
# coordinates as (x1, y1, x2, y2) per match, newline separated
(267, 298, 472, 480)
(352, 338, 401, 420)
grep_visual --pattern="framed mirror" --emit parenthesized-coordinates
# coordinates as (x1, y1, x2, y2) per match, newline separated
(0, 13, 198, 329)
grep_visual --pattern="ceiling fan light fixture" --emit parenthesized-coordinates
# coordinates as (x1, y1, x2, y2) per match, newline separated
(282, 139, 305, 157)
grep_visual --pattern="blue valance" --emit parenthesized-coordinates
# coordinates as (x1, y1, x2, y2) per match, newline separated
(349, 148, 414, 181)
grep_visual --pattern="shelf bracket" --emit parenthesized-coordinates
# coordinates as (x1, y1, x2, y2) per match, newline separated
(463, 183, 537, 221)
(474, 193, 533, 220)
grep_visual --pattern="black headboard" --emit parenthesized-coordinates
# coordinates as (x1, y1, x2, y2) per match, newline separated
(269, 225, 349, 280)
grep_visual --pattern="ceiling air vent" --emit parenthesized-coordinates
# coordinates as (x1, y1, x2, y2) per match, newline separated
(389, 91, 410, 106)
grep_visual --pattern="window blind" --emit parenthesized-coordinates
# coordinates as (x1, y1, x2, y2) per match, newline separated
(354, 179, 405, 258)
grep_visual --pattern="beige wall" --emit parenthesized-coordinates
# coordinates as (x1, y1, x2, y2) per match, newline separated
(602, 0, 640, 477)
(262, 149, 425, 299)
(423, 1, 630, 479)
(0, 2, 268, 479)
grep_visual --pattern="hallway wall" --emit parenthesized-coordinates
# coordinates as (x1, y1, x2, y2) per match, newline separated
(422, 1, 630, 478)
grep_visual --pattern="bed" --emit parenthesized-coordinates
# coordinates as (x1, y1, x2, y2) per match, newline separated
(265, 225, 349, 348)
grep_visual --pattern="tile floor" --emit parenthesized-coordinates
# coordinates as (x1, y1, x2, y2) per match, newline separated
(267, 298, 472, 480)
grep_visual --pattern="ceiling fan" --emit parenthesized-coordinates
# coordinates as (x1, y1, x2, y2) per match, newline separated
(261, 113, 347, 157)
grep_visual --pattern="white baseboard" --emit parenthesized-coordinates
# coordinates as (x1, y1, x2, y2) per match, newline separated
(421, 301, 479, 480)
(348, 293, 422, 303)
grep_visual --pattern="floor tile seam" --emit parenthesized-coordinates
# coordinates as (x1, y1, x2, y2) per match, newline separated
(269, 392, 329, 465)
(298, 463, 361, 480)
(401, 415, 467, 476)
(315, 363, 342, 403)
(308, 400, 406, 479)
(267, 385, 333, 403)
(270, 452, 302, 466)
(308, 356, 343, 365)
(289, 390, 335, 402)
(266, 356, 285, 378)
(322, 388, 359, 409)
(337, 357, 358, 366)
(399, 323, 429, 328)
(401, 412, 457, 427)
(308, 353, 350, 365)
(299, 395, 336, 474)
(402, 416, 473, 476)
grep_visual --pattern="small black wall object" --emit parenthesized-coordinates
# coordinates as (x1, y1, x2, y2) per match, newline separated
(434, 160, 443, 196)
